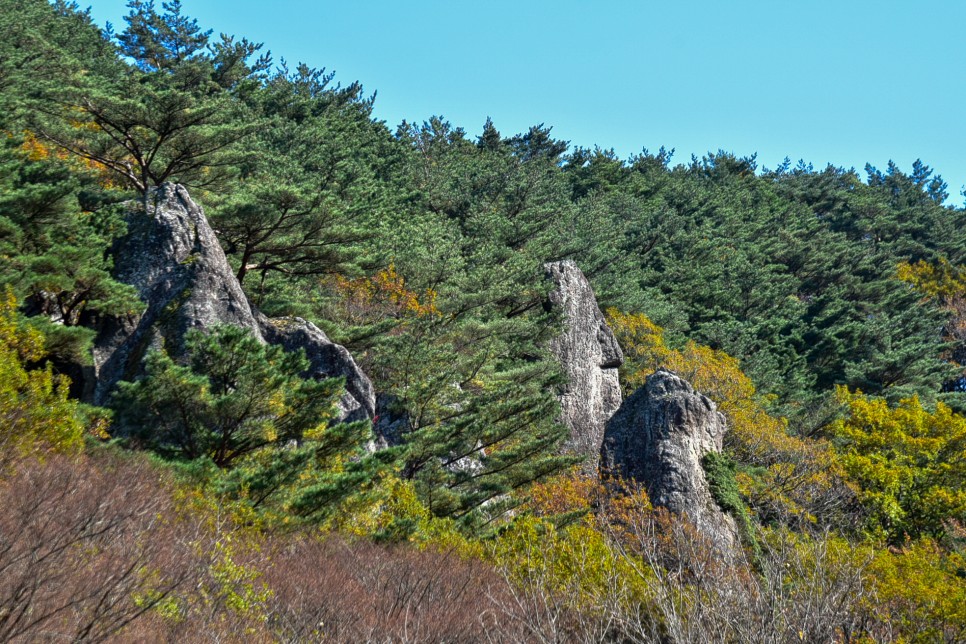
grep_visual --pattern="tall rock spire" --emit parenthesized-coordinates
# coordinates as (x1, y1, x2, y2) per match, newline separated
(544, 260, 623, 473)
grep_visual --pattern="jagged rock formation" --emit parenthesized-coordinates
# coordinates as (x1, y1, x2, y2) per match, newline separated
(545, 260, 623, 471)
(259, 316, 375, 423)
(600, 369, 739, 553)
(90, 184, 259, 404)
(89, 183, 374, 422)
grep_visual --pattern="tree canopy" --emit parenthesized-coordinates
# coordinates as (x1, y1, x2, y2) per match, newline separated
(2, 2, 966, 639)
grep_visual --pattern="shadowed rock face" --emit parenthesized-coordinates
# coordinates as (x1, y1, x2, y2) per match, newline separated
(545, 260, 623, 472)
(89, 183, 374, 423)
(600, 369, 738, 553)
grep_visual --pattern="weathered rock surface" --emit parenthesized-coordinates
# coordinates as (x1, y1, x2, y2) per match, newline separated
(89, 183, 373, 423)
(259, 315, 375, 423)
(545, 260, 623, 471)
(600, 369, 739, 553)
(90, 184, 259, 404)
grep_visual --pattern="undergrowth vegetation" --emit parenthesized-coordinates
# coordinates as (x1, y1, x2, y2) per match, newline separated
(1, 1, 965, 641)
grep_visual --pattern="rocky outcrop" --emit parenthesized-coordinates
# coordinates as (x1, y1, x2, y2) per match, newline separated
(90, 183, 373, 423)
(545, 260, 623, 471)
(91, 184, 258, 404)
(259, 316, 375, 423)
(600, 369, 738, 553)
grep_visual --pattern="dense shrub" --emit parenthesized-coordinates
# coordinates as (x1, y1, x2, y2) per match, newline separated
(0, 452, 203, 642)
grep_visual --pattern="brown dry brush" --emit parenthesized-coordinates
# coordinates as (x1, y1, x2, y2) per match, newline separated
(0, 452, 205, 643)
(261, 535, 530, 643)
(0, 449, 539, 643)
(624, 520, 873, 643)
(598, 503, 876, 643)
(488, 536, 626, 644)
(491, 481, 879, 644)
(0, 448, 880, 643)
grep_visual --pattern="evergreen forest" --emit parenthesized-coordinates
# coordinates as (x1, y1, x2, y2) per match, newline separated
(1, 1, 964, 641)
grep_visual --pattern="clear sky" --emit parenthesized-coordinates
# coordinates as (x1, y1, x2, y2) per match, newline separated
(85, 0, 966, 201)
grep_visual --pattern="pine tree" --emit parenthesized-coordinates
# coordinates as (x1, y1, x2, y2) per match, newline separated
(114, 325, 388, 521)
(208, 63, 401, 306)
(0, 130, 141, 367)
(19, 0, 265, 194)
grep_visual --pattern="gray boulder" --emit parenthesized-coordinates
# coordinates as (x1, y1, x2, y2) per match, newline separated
(600, 369, 739, 553)
(90, 183, 373, 423)
(545, 260, 623, 472)
(259, 315, 375, 423)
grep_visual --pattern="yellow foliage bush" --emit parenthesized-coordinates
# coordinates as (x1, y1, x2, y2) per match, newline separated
(524, 468, 604, 518)
(607, 307, 793, 462)
(606, 308, 844, 524)
(0, 288, 86, 462)
(333, 263, 439, 326)
(330, 474, 482, 557)
(490, 515, 652, 617)
(828, 387, 966, 542)
(896, 257, 966, 300)
(867, 538, 966, 642)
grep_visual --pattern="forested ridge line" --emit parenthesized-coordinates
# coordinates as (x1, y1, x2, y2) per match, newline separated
(0, 1, 964, 641)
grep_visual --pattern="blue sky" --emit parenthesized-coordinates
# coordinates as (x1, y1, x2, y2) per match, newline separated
(86, 0, 966, 201)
